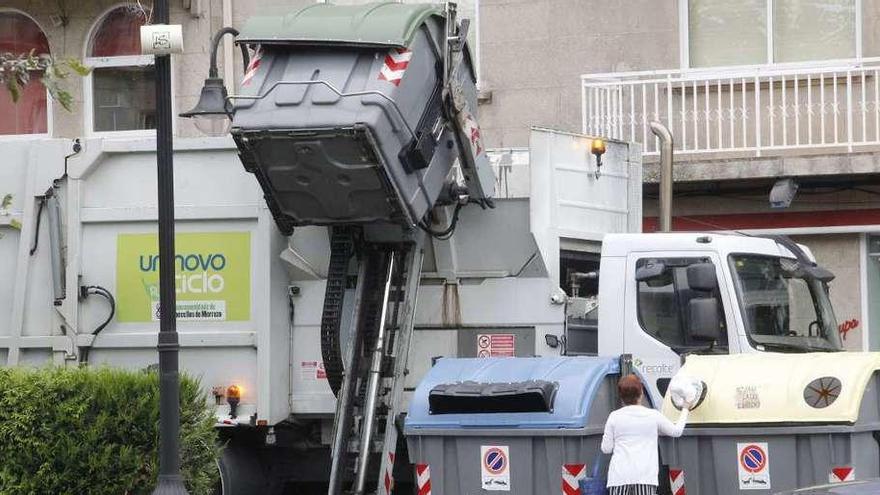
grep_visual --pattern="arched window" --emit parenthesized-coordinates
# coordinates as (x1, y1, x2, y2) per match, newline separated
(0, 11, 50, 136)
(84, 5, 156, 134)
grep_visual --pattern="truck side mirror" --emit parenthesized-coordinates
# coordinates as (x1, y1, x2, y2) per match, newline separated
(636, 261, 666, 282)
(688, 298, 722, 342)
(686, 262, 717, 292)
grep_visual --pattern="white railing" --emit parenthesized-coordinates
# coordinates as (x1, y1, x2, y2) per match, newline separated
(581, 58, 880, 156)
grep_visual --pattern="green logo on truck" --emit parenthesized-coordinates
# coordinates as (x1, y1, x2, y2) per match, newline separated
(116, 232, 251, 322)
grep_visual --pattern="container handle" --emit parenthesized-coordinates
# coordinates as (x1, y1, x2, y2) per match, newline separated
(228, 79, 418, 141)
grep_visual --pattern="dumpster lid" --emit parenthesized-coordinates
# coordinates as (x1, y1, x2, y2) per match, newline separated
(662, 352, 880, 425)
(236, 2, 445, 48)
(406, 357, 619, 430)
(429, 380, 558, 414)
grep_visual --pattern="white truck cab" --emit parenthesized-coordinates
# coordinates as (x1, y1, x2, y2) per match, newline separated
(596, 232, 841, 405)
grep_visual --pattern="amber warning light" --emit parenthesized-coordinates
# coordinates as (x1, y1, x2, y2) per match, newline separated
(227, 384, 242, 418)
(591, 138, 606, 178)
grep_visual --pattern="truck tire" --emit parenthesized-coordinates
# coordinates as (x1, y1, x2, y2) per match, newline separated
(217, 445, 273, 495)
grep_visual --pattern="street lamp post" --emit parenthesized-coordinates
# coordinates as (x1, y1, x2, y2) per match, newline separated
(180, 27, 245, 132)
(150, 17, 242, 495)
(149, 0, 188, 493)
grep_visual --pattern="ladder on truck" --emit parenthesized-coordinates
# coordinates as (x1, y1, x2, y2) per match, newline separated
(325, 230, 425, 495)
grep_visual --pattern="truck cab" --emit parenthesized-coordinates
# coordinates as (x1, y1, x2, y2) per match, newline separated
(596, 232, 842, 405)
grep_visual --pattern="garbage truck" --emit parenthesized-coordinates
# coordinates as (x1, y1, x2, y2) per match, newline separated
(0, 1, 872, 494)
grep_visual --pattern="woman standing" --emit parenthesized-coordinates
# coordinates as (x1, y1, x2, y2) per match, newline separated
(600, 375, 690, 495)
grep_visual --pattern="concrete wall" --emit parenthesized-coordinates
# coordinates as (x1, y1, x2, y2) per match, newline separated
(478, 0, 880, 150)
(477, 0, 680, 148)
(15, 0, 879, 148)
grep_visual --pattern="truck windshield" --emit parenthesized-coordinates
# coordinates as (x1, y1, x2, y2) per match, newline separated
(729, 254, 842, 352)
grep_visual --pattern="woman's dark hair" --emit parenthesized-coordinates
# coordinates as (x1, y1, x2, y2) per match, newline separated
(618, 374, 643, 405)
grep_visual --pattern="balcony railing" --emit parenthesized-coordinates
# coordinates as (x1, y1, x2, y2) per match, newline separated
(581, 58, 880, 156)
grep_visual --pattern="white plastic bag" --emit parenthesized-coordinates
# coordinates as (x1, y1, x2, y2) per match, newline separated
(668, 372, 704, 410)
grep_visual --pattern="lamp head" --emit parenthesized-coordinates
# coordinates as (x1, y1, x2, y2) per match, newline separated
(180, 77, 232, 136)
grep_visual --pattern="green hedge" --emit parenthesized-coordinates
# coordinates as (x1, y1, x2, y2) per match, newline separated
(0, 366, 220, 494)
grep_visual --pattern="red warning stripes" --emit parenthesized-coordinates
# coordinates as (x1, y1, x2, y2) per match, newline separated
(829, 466, 854, 483)
(241, 45, 263, 86)
(378, 48, 413, 86)
(416, 464, 431, 495)
(462, 113, 485, 156)
(383, 452, 395, 494)
(669, 468, 686, 495)
(562, 464, 586, 495)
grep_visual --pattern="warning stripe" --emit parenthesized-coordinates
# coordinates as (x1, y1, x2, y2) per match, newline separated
(383, 54, 410, 71)
(383, 452, 396, 494)
(416, 464, 431, 495)
(378, 48, 412, 86)
(241, 45, 263, 86)
(462, 114, 485, 156)
(829, 466, 854, 483)
(669, 468, 686, 495)
(562, 464, 586, 495)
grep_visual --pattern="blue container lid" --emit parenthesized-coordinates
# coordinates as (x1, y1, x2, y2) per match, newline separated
(406, 356, 619, 430)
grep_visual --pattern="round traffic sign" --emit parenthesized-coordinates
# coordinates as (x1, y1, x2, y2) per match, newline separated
(484, 447, 507, 475)
(740, 444, 767, 474)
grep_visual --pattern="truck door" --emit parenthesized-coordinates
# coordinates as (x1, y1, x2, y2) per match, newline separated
(624, 252, 738, 406)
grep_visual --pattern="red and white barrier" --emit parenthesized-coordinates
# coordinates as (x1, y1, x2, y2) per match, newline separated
(383, 451, 395, 494)
(562, 464, 586, 495)
(669, 468, 686, 495)
(416, 463, 432, 495)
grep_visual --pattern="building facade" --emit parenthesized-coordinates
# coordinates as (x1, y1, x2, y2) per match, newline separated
(3, 0, 876, 350)
(477, 0, 880, 352)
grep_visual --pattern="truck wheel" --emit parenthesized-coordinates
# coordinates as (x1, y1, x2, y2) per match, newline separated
(217, 445, 272, 495)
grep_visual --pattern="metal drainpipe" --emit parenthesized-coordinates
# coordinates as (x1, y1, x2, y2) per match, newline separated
(649, 121, 674, 232)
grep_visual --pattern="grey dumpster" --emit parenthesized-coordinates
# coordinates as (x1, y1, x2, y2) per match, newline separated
(405, 356, 623, 494)
(658, 353, 880, 495)
(231, 2, 477, 233)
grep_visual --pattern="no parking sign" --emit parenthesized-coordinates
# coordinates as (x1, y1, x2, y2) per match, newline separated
(737, 442, 771, 490)
(480, 445, 511, 491)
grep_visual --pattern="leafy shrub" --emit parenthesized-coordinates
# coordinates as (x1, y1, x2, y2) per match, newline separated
(0, 366, 219, 494)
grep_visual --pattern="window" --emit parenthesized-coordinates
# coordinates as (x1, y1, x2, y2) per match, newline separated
(685, 0, 858, 68)
(773, 0, 857, 63)
(636, 257, 728, 352)
(560, 250, 599, 298)
(729, 254, 841, 352)
(84, 5, 156, 134)
(688, 0, 767, 68)
(0, 11, 50, 136)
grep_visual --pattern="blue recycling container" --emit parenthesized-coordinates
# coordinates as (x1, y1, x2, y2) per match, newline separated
(405, 357, 624, 494)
